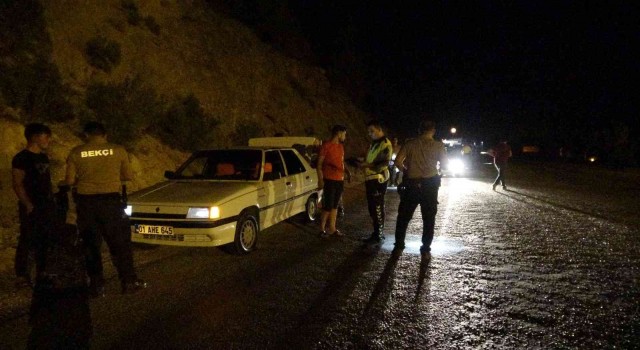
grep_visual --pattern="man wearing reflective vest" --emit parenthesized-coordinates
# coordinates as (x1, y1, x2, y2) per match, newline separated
(358, 120, 393, 245)
(65, 122, 146, 297)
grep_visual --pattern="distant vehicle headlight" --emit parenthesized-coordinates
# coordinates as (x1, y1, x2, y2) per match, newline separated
(449, 159, 465, 173)
(124, 205, 132, 216)
(187, 207, 221, 219)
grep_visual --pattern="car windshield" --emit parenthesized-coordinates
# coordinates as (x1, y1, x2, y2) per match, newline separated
(174, 149, 263, 180)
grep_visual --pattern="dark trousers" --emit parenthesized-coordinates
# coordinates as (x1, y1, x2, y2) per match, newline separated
(16, 202, 54, 279)
(76, 194, 137, 284)
(493, 162, 507, 187)
(395, 177, 440, 248)
(365, 179, 388, 239)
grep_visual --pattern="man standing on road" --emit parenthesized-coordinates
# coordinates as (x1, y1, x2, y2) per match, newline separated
(490, 139, 513, 190)
(359, 120, 393, 246)
(317, 125, 348, 238)
(11, 123, 55, 288)
(394, 120, 447, 255)
(65, 122, 146, 296)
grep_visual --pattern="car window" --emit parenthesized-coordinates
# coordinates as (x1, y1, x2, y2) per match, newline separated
(291, 144, 319, 168)
(264, 151, 286, 181)
(180, 157, 207, 178)
(175, 150, 262, 180)
(281, 149, 307, 175)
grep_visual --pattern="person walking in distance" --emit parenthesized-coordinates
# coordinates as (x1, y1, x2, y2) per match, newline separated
(65, 122, 146, 296)
(490, 139, 513, 190)
(394, 120, 447, 255)
(317, 125, 348, 238)
(359, 120, 393, 246)
(11, 123, 55, 288)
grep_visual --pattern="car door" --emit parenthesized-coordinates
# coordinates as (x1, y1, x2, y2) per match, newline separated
(259, 150, 289, 228)
(280, 149, 312, 215)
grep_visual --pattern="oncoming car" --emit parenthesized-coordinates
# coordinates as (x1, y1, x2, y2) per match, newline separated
(439, 145, 469, 177)
(127, 145, 321, 254)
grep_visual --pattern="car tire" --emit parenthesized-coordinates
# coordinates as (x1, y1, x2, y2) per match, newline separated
(305, 195, 319, 222)
(230, 211, 258, 254)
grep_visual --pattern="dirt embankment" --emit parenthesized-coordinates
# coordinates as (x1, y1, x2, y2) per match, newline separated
(0, 0, 372, 248)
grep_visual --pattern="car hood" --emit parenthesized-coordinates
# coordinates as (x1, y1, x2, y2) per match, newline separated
(129, 181, 258, 206)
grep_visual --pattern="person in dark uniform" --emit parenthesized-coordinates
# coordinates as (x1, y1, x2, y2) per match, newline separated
(393, 120, 447, 255)
(359, 120, 393, 245)
(11, 123, 55, 288)
(65, 122, 146, 296)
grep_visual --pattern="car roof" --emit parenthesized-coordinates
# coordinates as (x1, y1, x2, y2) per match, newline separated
(248, 136, 321, 147)
(193, 146, 297, 152)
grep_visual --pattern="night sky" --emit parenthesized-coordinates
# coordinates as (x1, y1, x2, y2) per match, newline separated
(291, 1, 638, 147)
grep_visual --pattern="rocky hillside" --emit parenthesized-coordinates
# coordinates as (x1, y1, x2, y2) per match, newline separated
(0, 0, 371, 248)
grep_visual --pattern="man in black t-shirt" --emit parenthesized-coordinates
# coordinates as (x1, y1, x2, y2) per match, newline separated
(11, 123, 54, 288)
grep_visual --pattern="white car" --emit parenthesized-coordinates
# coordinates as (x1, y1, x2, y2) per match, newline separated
(128, 143, 321, 254)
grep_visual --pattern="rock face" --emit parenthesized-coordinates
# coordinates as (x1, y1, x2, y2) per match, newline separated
(42, 0, 369, 148)
(0, 1, 372, 247)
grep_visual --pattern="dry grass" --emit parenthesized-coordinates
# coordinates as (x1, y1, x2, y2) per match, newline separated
(44, 0, 369, 152)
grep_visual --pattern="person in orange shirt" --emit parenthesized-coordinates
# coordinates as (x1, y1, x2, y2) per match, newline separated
(317, 125, 348, 237)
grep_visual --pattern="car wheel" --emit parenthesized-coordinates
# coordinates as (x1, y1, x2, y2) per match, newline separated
(232, 212, 258, 254)
(305, 195, 319, 222)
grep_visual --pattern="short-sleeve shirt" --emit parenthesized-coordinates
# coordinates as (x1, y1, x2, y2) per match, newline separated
(319, 141, 344, 181)
(67, 140, 132, 195)
(12, 150, 53, 205)
(402, 137, 446, 179)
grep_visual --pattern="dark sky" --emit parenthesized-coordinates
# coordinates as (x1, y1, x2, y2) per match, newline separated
(291, 1, 638, 145)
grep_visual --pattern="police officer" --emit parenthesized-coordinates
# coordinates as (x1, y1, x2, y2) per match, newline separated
(65, 122, 146, 296)
(393, 120, 447, 255)
(359, 120, 393, 245)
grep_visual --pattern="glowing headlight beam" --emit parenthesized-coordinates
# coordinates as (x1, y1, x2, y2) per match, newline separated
(187, 207, 221, 219)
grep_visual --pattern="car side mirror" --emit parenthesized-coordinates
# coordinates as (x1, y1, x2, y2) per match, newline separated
(164, 170, 176, 179)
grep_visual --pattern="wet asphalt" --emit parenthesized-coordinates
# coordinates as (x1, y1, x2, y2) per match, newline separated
(0, 161, 638, 349)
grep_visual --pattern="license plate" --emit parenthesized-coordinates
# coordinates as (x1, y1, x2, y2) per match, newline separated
(135, 224, 174, 235)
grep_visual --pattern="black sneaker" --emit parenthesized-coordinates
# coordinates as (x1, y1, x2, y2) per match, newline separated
(122, 279, 147, 294)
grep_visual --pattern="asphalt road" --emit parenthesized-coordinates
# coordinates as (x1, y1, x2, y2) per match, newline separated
(0, 161, 638, 349)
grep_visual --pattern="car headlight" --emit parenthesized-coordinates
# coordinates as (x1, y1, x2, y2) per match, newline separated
(187, 207, 221, 219)
(124, 205, 132, 216)
(449, 159, 465, 173)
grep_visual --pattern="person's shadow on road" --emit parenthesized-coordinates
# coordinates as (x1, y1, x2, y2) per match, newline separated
(498, 188, 612, 222)
(415, 254, 431, 301)
(362, 249, 402, 317)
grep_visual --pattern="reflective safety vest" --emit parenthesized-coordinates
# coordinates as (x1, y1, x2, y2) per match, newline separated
(365, 137, 393, 179)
